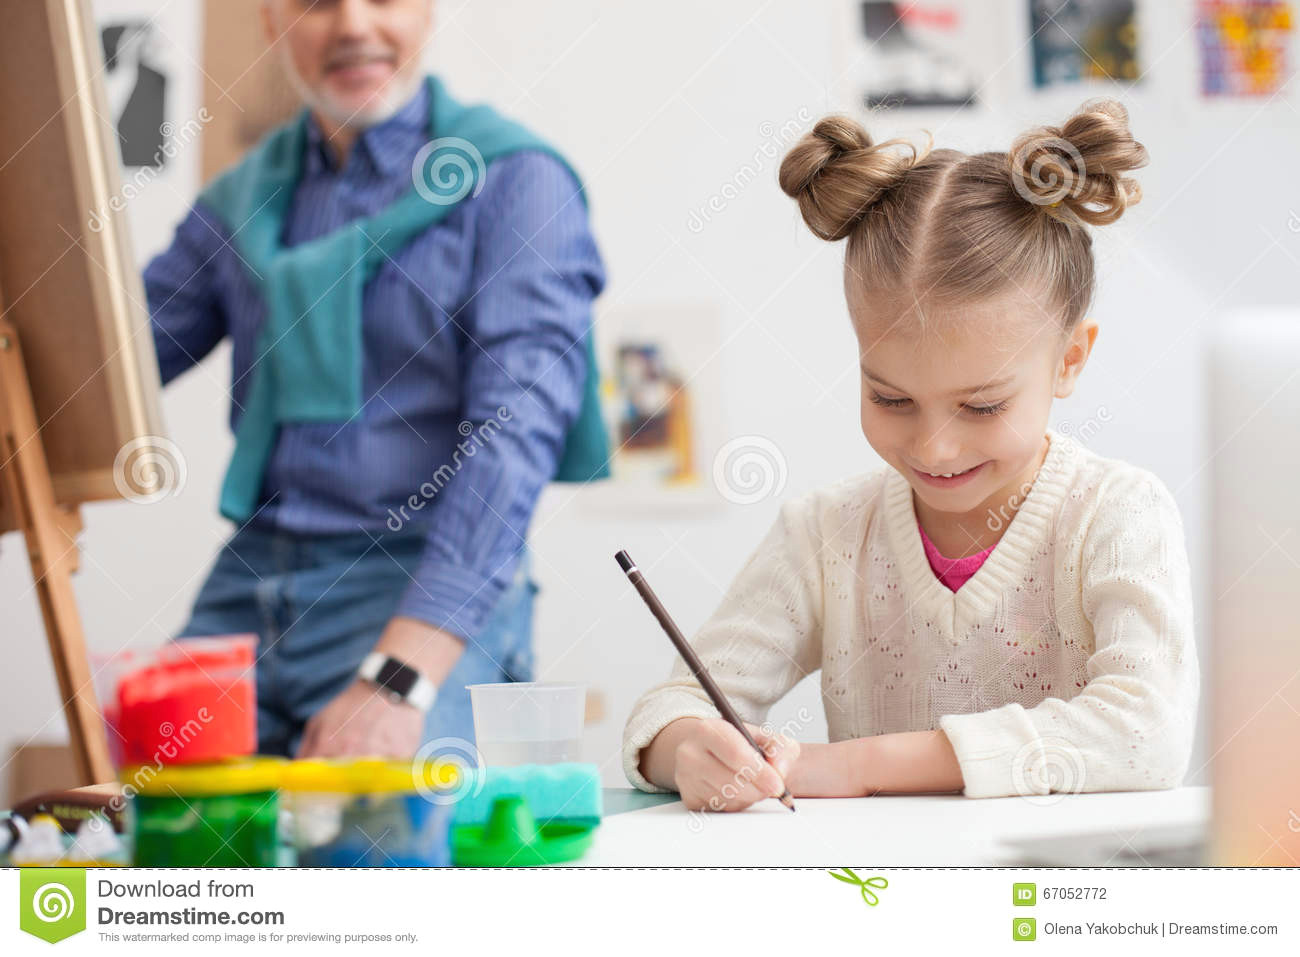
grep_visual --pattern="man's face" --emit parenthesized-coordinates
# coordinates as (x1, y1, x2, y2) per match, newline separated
(264, 0, 433, 129)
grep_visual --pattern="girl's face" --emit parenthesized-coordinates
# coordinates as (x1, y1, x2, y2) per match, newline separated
(853, 288, 1093, 526)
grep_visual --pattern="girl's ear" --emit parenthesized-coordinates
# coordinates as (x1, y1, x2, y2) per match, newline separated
(1054, 319, 1099, 399)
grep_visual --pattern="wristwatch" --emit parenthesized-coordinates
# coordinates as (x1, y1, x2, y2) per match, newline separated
(357, 653, 437, 713)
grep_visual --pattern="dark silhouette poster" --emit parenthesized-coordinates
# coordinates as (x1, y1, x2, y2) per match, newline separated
(101, 21, 168, 168)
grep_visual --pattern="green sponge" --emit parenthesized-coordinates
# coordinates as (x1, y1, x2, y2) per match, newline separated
(451, 762, 602, 829)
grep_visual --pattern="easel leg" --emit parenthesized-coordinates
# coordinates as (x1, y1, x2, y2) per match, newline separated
(0, 323, 114, 785)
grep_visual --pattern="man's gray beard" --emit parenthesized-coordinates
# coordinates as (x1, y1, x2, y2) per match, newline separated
(278, 49, 423, 132)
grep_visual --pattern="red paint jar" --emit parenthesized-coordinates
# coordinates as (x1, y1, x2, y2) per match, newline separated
(98, 635, 257, 766)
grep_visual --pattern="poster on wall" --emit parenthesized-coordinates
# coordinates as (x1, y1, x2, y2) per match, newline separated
(101, 21, 168, 168)
(1196, 0, 1294, 97)
(609, 342, 699, 487)
(579, 302, 726, 513)
(1029, 0, 1142, 88)
(92, 0, 203, 260)
(849, 2, 981, 109)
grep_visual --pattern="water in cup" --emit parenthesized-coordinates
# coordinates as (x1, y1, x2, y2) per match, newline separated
(467, 682, 585, 767)
(476, 738, 583, 767)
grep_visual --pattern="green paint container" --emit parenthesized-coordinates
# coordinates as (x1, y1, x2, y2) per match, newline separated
(123, 758, 284, 867)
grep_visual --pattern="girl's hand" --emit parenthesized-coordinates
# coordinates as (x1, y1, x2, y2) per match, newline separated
(669, 717, 800, 812)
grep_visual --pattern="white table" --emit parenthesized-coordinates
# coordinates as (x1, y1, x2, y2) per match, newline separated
(580, 786, 1210, 866)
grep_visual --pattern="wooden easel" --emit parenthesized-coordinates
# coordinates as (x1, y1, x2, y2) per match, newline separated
(0, 0, 170, 789)
(0, 310, 113, 785)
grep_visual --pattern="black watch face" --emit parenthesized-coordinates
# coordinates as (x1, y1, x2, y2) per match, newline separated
(374, 657, 419, 699)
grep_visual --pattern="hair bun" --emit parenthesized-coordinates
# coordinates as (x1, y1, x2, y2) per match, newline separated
(1009, 98, 1148, 226)
(779, 115, 930, 241)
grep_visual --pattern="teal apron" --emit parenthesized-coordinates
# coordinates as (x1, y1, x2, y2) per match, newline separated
(198, 75, 609, 523)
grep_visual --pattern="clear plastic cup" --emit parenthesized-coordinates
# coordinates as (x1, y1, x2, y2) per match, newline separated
(467, 682, 585, 766)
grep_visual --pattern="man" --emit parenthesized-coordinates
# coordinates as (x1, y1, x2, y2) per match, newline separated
(144, 0, 605, 760)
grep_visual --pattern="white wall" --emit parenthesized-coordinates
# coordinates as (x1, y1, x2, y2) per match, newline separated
(4, 1, 1297, 797)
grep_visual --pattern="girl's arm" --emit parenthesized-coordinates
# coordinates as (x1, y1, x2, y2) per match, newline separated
(787, 731, 964, 796)
(623, 494, 827, 794)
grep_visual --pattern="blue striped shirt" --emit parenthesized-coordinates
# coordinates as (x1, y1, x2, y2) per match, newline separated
(144, 81, 605, 640)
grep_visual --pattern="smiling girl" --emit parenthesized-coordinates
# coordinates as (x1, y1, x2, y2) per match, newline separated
(623, 99, 1199, 809)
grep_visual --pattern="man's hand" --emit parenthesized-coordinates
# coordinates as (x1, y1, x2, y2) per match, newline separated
(296, 678, 423, 759)
(295, 616, 466, 760)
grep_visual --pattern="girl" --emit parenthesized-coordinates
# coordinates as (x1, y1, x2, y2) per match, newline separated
(623, 99, 1199, 809)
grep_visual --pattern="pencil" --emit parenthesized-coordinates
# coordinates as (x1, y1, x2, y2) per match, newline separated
(615, 549, 796, 812)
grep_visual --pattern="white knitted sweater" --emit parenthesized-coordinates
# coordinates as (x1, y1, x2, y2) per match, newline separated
(622, 430, 1200, 799)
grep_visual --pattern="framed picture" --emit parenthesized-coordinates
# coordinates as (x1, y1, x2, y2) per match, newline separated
(1029, 0, 1143, 88)
(838, 2, 984, 110)
(579, 301, 727, 513)
(1196, 0, 1294, 97)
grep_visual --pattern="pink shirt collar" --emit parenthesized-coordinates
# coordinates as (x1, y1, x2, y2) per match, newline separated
(917, 520, 997, 593)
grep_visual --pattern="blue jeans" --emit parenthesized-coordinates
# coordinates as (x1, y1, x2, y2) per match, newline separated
(178, 525, 537, 757)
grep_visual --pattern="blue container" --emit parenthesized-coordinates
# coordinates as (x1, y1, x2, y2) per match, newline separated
(282, 759, 456, 867)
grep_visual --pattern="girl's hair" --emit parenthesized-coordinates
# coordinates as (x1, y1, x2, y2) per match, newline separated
(778, 99, 1148, 333)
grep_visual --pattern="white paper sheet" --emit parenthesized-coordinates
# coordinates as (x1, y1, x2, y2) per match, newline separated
(578, 788, 1210, 866)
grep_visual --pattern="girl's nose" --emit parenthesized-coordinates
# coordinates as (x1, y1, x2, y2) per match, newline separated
(912, 425, 963, 471)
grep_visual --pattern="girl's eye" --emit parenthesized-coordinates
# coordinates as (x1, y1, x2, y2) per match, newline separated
(869, 392, 910, 409)
(965, 401, 1009, 417)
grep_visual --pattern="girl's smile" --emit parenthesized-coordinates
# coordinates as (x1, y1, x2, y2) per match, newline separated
(910, 459, 990, 488)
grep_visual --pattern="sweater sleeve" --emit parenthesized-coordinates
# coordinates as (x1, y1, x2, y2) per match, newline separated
(939, 470, 1200, 799)
(621, 496, 827, 792)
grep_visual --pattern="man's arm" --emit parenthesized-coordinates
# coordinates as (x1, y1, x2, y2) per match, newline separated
(390, 150, 604, 642)
(297, 151, 604, 758)
(143, 201, 230, 383)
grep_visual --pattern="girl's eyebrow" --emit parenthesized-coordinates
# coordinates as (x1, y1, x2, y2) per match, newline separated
(860, 365, 1016, 396)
